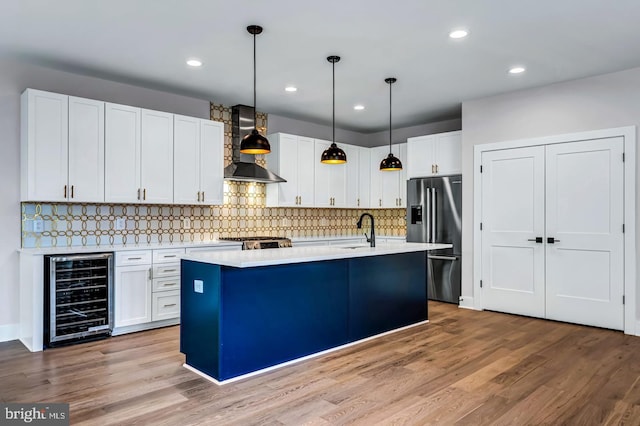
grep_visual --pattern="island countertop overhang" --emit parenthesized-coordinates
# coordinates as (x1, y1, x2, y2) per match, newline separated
(181, 242, 452, 268)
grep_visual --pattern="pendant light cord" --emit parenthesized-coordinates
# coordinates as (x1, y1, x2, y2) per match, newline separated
(253, 31, 257, 131)
(389, 80, 392, 154)
(332, 60, 336, 145)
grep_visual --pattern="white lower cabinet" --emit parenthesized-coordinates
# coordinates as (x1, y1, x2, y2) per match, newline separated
(152, 290, 180, 322)
(114, 252, 152, 328)
(114, 248, 185, 333)
(150, 248, 184, 321)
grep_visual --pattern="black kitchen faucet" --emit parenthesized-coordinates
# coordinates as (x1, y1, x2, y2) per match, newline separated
(356, 213, 375, 247)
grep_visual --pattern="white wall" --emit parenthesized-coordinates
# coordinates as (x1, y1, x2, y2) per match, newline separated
(0, 58, 211, 340)
(461, 66, 640, 317)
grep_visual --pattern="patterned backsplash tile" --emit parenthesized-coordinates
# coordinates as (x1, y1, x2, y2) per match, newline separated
(20, 103, 406, 248)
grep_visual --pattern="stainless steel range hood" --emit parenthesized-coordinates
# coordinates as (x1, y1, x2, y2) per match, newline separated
(223, 105, 286, 183)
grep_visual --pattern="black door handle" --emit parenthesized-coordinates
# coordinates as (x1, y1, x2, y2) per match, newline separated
(547, 237, 560, 244)
(527, 237, 543, 243)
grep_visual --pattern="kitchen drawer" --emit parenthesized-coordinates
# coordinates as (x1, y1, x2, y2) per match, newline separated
(152, 290, 180, 321)
(115, 250, 152, 266)
(152, 248, 185, 264)
(152, 263, 180, 279)
(152, 276, 180, 292)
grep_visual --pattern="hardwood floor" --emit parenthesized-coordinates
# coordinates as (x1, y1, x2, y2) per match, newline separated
(2, 302, 640, 425)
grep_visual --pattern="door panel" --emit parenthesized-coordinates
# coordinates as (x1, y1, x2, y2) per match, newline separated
(432, 175, 462, 253)
(481, 146, 545, 318)
(545, 137, 624, 330)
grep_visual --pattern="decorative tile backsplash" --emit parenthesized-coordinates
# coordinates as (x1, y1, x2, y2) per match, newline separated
(20, 103, 406, 248)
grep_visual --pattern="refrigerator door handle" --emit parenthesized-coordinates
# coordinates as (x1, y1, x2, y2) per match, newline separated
(428, 255, 458, 261)
(431, 188, 437, 243)
(425, 186, 431, 243)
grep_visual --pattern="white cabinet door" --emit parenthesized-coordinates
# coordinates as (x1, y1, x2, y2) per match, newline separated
(407, 131, 461, 178)
(369, 146, 386, 208)
(314, 139, 346, 207)
(297, 137, 316, 207)
(407, 134, 436, 179)
(141, 109, 174, 204)
(434, 131, 462, 175)
(173, 115, 200, 205)
(272, 133, 299, 206)
(314, 140, 332, 207)
(397, 143, 408, 207)
(481, 146, 546, 318)
(545, 137, 624, 330)
(174, 116, 224, 205)
(105, 103, 141, 203)
(345, 145, 360, 208)
(115, 264, 152, 327)
(68, 96, 104, 203)
(357, 147, 370, 208)
(380, 143, 405, 208)
(21, 89, 68, 202)
(199, 119, 224, 205)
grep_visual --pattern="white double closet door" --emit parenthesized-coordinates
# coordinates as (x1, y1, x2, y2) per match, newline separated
(481, 137, 624, 330)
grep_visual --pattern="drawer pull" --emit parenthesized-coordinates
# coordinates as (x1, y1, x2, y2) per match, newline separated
(163, 255, 177, 258)
(163, 303, 177, 307)
(127, 257, 142, 260)
(163, 282, 178, 286)
(162, 269, 177, 273)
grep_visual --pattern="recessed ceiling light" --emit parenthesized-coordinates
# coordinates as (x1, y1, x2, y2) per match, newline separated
(449, 29, 469, 39)
(285, 86, 297, 92)
(354, 105, 365, 111)
(186, 59, 202, 67)
(509, 66, 526, 74)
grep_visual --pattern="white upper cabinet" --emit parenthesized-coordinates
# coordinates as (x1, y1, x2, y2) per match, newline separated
(266, 133, 315, 207)
(370, 143, 407, 208)
(314, 139, 347, 207)
(105, 103, 142, 203)
(356, 147, 370, 209)
(105, 106, 174, 204)
(21, 89, 105, 202)
(173, 116, 224, 205)
(141, 109, 174, 204)
(344, 144, 372, 209)
(68, 96, 105, 202)
(407, 130, 461, 178)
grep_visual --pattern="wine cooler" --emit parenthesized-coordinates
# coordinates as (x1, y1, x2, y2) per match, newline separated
(44, 253, 114, 347)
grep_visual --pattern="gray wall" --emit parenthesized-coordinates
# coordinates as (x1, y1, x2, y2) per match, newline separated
(268, 114, 461, 147)
(461, 66, 640, 319)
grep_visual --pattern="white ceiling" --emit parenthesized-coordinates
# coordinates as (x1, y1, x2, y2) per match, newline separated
(2, 0, 640, 132)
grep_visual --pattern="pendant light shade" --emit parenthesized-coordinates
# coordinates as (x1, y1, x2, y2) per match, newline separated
(240, 25, 270, 155)
(321, 55, 347, 164)
(380, 77, 402, 171)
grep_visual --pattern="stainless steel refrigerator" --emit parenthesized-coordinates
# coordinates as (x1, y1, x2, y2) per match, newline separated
(406, 175, 462, 304)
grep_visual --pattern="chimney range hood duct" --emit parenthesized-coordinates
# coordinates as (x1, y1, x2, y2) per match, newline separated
(224, 104, 286, 183)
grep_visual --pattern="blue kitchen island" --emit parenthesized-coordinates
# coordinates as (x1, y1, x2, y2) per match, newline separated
(180, 242, 450, 384)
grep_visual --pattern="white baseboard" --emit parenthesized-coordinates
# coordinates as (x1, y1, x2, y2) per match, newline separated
(458, 297, 479, 311)
(634, 320, 640, 337)
(0, 323, 19, 342)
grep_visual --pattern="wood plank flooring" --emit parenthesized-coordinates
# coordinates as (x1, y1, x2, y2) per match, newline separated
(2, 302, 640, 425)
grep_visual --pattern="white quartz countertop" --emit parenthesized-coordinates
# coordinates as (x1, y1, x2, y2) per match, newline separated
(182, 242, 452, 268)
(18, 240, 242, 255)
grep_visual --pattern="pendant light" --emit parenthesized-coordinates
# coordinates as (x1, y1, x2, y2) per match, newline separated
(240, 25, 270, 154)
(380, 77, 402, 171)
(321, 56, 347, 164)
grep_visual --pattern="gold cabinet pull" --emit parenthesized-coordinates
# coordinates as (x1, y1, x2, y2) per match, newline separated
(137, 188, 141, 200)
(379, 199, 382, 207)
(71, 185, 74, 198)
(143, 188, 146, 200)
(197, 191, 200, 202)
(357, 198, 360, 207)
(202, 192, 205, 202)
(435, 164, 439, 173)
(63, 185, 67, 198)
